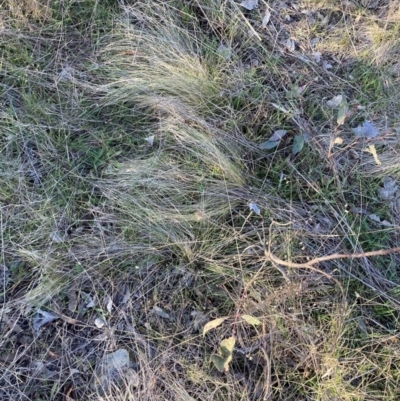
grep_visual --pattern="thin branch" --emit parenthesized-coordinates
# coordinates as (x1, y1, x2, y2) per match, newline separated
(266, 222, 400, 296)
(265, 246, 400, 270)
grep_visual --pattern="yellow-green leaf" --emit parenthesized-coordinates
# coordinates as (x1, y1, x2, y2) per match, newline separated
(220, 336, 235, 354)
(202, 317, 228, 336)
(211, 336, 236, 372)
(241, 314, 261, 326)
(365, 144, 382, 165)
(210, 354, 228, 372)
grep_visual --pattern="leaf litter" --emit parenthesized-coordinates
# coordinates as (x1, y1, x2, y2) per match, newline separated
(259, 129, 287, 150)
(240, 0, 258, 11)
(352, 121, 379, 138)
(210, 336, 235, 372)
(249, 202, 261, 215)
(32, 309, 59, 332)
(378, 177, 398, 200)
(153, 305, 170, 319)
(262, 11, 271, 27)
(292, 134, 305, 155)
(326, 95, 343, 108)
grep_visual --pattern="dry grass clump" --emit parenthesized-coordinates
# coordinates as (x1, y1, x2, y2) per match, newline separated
(1, 1, 400, 400)
(0, 0, 52, 27)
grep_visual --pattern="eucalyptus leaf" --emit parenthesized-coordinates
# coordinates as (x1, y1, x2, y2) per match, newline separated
(241, 315, 261, 326)
(337, 97, 348, 125)
(326, 95, 342, 108)
(259, 140, 279, 150)
(292, 135, 305, 155)
(378, 177, 398, 200)
(210, 354, 229, 372)
(211, 336, 236, 372)
(262, 11, 271, 27)
(249, 202, 260, 215)
(153, 306, 170, 319)
(240, 0, 258, 11)
(33, 310, 59, 332)
(203, 317, 228, 336)
(269, 130, 287, 141)
(259, 130, 287, 150)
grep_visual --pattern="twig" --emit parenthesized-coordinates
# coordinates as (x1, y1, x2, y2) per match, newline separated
(265, 246, 400, 270)
(266, 222, 400, 294)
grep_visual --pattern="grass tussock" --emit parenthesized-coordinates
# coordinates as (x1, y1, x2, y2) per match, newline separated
(1, 1, 400, 400)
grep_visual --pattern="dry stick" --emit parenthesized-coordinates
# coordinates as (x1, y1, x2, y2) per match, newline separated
(265, 245, 400, 299)
(266, 246, 400, 270)
(266, 223, 400, 295)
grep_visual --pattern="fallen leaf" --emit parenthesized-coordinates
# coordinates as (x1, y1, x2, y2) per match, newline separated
(249, 202, 261, 215)
(262, 11, 271, 27)
(153, 306, 170, 319)
(352, 121, 379, 138)
(337, 97, 348, 126)
(381, 220, 393, 227)
(145, 135, 154, 146)
(33, 309, 59, 331)
(113, 284, 131, 306)
(368, 213, 381, 223)
(326, 95, 343, 108)
(106, 296, 113, 313)
(286, 38, 295, 52)
(203, 317, 228, 336)
(259, 130, 287, 150)
(318, 13, 329, 25)
(378, 177, 398, 200)
(268, 129, 288, 141)
(240, 0, 258, 11)
(211, 336, 236, 372)
(259, 141, 279, 150)
(313, 52, 321, 63)
(368, 214, 393, 227)
(95, 317, 105, 328)
(322, 60, 333, 71)
(287, 85, 306, 98)
(241, 315, 261, 325)
(365, 144, 381, 165)
(250, 58, 259, 68)
(82, 292, 95, 308)
(292, 135, 305, 155)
